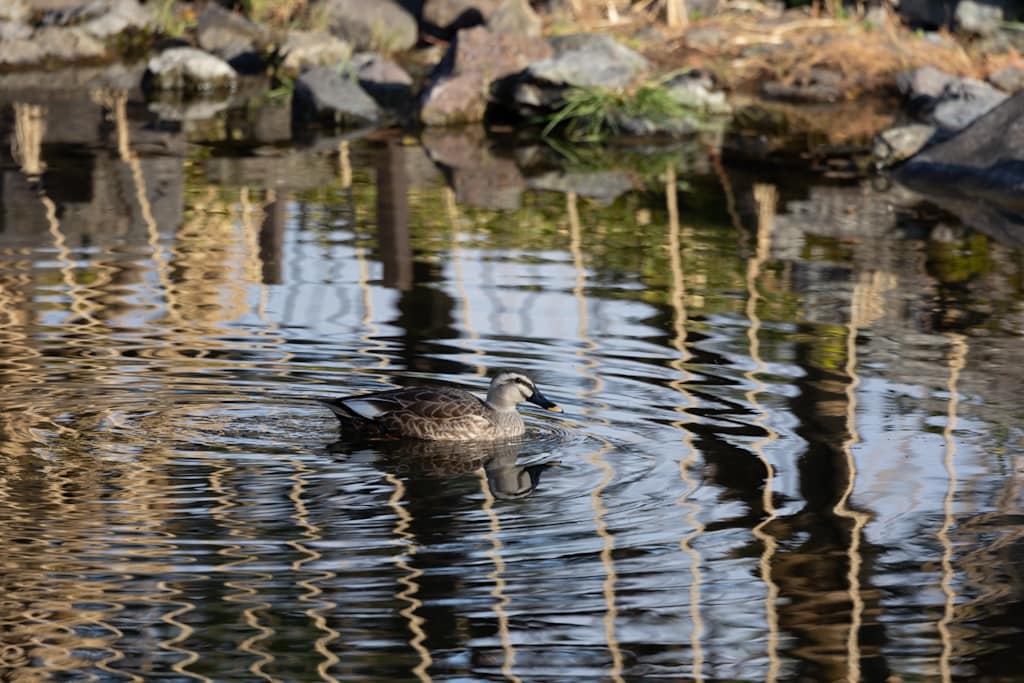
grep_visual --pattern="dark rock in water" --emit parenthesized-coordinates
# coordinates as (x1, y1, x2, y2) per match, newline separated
(352, 52, 413, 111)
(419, 25, 551, 126)
(293, 65, 381, 128)
(196, 4, 269, 74)
(989, 65, 1024, 93)
(527, 33, 649, 90)
(954, 0, 1004, 36)
(421, 126, 524, 209)
(897, 90, 1024, 243)
(322, 0, 418, 53)
(144, 47, 237, 93)
(873, 124, 937, 167)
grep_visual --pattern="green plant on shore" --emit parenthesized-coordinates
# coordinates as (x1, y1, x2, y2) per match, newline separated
(541, 82, 698, 141)
(153, 0, 193, 38)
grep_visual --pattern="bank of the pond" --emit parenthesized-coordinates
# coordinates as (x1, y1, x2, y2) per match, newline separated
(2, 0, 1023, 211)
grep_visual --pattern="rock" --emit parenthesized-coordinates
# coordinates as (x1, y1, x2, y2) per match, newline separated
(32, 26, 107, 62)
(873, 124, 937, 166)
(897, 65, 956, 100)
(279, 30, 352, 75)
(663, 70, 731, 115)
(931, 78, 1008, 131)
(897, 0, 952, 29)
(0, 38, 45, 67)
(422, 0, 498, 36)
(292, 65, 381, 127)
(0, 21, 32, 41)
(419, 25, 551, 125)
(0, 0, 29, 23)
(488, 0, 542, 36)
(955, 0, 1003, 36)
(527, 33, 650, 90)
(896, 90, 1024, 244)
(79, 0, 154, 40)
(144, 47, 237, 93)
(196, 4, 269, 73)
(322, 0, 418, 53)
(989, 65, 1024, 93)
(352, 52, 413, 110)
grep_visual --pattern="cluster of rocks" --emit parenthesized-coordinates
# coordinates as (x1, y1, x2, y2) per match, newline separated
(1, 0, 730, 137)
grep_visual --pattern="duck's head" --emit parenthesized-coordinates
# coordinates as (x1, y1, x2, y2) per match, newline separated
(487, 370, 561, 412)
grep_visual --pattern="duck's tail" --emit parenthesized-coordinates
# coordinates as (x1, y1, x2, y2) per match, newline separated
(316, 397, 391, 440)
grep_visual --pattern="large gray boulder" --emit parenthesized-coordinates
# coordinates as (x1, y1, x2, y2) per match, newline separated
(292, 65, 381, 128)
(526, 33, 650, 90)
(321, 0, 418, 53)
(144, 47, 237, 92)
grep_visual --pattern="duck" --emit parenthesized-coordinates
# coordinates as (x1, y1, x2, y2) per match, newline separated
(319, 370, 561, 441)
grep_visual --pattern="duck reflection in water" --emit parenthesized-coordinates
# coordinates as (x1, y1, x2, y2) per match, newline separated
(329, 438, 553, 500)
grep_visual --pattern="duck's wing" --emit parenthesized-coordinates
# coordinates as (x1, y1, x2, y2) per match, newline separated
(343, 386, 488, 420)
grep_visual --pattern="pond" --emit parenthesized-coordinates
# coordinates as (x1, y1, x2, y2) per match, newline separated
(1, 95, 1023, 682)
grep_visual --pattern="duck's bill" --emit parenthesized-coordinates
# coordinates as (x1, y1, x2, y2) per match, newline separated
(528, 390, 562, 412)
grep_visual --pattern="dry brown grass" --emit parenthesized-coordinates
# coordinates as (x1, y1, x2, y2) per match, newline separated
(654, 8, 982, 96)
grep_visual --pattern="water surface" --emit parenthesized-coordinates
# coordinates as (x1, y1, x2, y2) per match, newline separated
(1, 97, 1023, 682)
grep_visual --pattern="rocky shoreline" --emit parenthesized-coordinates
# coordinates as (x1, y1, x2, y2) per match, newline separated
(1, 0, 1023, 215)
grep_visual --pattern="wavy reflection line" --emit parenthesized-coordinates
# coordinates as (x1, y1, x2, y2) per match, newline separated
(158, 580, 211, 683)
(749, 184, 781, 683)
(288, 458, 341, 683)
(209, 463, 278, 682)
(356, 245, 393, 385)
(385, 472, 432, 683)
(105, 90, 181, 324)
(833, 284, 872, 683)
(445, 188, 487, 378)
(567, 191, 624, 682)
(664, 166, 706, 683)
(477, 467, 522, 683)
(938, 334, 966, 683)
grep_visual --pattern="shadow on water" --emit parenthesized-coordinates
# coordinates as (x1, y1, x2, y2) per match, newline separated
(0, 87, 1023, 682)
